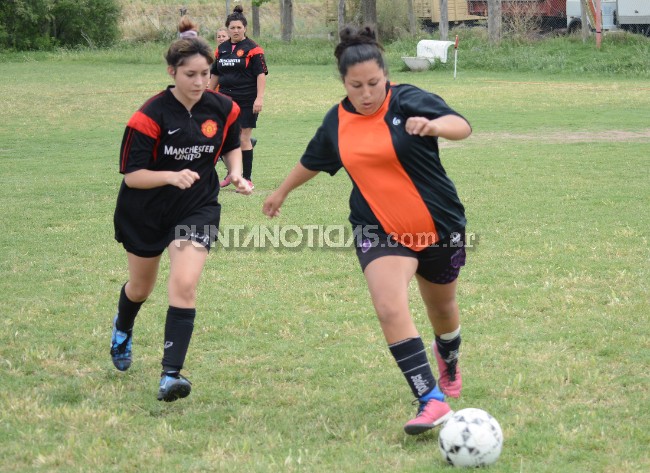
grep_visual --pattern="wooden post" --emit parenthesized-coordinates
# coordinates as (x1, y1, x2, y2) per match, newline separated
(487, 0, 502, 45)
(595, 0, 602, 49)
(580, 0, 589, 42)
(439, 0, 449, 40)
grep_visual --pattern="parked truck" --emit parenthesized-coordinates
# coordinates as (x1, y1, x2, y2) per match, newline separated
(567, 0, 617, 33)
(567, 0, 650, 35)
(616, 0, 650, 35)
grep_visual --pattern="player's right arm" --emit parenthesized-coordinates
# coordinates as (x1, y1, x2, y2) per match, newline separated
(263, 163, 318, 218)
(124, 169, 199, 190)
(120, 111, 200, 190)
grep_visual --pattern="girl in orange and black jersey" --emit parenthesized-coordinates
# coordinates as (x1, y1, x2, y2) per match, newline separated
(263, 26, 472, 436)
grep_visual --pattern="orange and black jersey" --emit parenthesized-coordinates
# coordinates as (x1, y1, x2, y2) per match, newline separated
(210, 37, 268, 104)
(300, 83, 470, 251)
(117, 86, 240, 228)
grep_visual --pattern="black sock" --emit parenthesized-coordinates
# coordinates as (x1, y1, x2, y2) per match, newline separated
(389, 337, 437, 399)
(161, 306, 196, 372)
(116, 283, 145, 332)
(435, 333, 461, 362)
(242, 149, 253, 180)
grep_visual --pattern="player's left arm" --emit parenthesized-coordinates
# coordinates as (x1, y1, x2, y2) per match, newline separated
(253, 73, 266, 114)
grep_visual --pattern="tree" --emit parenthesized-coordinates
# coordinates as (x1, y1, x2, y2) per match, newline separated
(338, 0, 345, 34)
(580, 0, 589, 42)
(280, 0, 293, 42)
(487, 0, 502, 44)
(252, 3, 260, 37)
(251, 0, 273, 38)
(360, 0, 377, 26)
(407, 0, 417, 35)
(439, 0, 449, 40)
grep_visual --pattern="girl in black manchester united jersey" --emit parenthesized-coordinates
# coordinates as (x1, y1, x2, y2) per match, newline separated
(110, 17, 251, 402)
(209, 5, 268, 189)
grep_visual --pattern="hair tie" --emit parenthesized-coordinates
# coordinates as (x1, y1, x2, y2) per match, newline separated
(179, 30, 198, 39)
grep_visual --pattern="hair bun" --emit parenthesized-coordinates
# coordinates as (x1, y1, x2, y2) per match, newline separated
(234, 5, 243, 13)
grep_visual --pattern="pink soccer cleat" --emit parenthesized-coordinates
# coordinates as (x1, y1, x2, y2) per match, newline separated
(404, 398, 453, 435)
(433, 344, 462, 398)
(219, 175, 232, 188)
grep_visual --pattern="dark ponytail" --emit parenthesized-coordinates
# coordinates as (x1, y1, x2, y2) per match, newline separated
(334, 25, 386, 78)
(226, 4, 247, 28)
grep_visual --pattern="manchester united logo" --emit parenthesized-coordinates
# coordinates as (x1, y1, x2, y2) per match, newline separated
(236, 49, 245, 57)
(201, 120, 218, 138)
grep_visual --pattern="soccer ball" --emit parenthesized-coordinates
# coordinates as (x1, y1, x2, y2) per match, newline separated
(438, 408, 503, 468)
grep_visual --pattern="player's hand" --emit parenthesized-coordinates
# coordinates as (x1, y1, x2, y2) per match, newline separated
(405, 117, 439, 137)
(230, 174, 252, 195)
(263, 191, 285, 218)
(253, 97, 264, 114)
(169, 169, 200, 189)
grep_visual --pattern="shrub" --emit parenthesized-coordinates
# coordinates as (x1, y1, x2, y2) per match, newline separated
(0, 0, 120, 50)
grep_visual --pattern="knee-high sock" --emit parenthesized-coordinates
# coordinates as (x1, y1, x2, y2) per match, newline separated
(389, 337, 439, 399)
(161, 306, 196, 373)
(116, 283, 144, 332)
(242, 149, 253, 181)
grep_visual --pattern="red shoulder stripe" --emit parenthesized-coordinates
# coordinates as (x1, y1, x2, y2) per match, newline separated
(127, 111, 160, 140)
(247, 46, 265, 56)
(120, 127, 135, 172)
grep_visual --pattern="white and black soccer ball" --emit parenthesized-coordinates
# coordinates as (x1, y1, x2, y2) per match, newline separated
(438, 408, 503, 468)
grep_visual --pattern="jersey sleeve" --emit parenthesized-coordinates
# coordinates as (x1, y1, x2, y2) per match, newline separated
(248, 47, 268, 76)
(398, 85, 470, 126)
(119, 110, 161, 174)
(300, 108, 342, 176)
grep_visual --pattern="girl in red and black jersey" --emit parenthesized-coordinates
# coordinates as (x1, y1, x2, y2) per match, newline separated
(263, 26, 472, 435)
(110, 17, 251, 403)
(209, 5, 268, 189)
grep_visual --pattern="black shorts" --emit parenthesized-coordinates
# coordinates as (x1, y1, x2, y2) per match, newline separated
(115, 202, 221, 258)
(355, 229, 467, 284)
(237, 104, 258, 129)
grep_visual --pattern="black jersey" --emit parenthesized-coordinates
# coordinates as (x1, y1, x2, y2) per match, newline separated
(300, 83, 469, 251)
(210, 37, 268, 104)
(114, 87, 240, 255)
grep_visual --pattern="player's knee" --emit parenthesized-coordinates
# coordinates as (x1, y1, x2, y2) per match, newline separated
(426, 298, 457, 320)
(374, 301, 406, 326)
(169, 280, 197, 306)
(127, 282, 154, 302)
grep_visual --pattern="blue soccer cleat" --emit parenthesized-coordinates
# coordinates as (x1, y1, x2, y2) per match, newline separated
(157, 372, 192, 402)
(110, 316, 133, 371)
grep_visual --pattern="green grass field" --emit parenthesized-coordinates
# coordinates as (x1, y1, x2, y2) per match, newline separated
(0, 37, 649, 472)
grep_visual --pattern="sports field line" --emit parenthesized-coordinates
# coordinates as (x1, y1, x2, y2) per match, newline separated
(478, 79, 650, 92)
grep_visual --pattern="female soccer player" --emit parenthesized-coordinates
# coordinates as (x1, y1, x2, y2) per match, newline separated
(110, 17, 251, 402)
(263, 25, 472, 435)
(208, 5, 268, 189)
(215, 26, 229, 46)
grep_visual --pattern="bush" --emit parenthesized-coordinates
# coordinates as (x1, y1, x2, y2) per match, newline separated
(0, 0, 120, 50)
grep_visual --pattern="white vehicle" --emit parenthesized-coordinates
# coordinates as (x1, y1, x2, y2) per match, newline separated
(567, 0, 650, 35)
(616, 0, 650, 35)
(567, 0, 617, 33)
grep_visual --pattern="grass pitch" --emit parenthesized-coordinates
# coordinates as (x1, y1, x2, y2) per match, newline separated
(0, 40, 649, 472)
